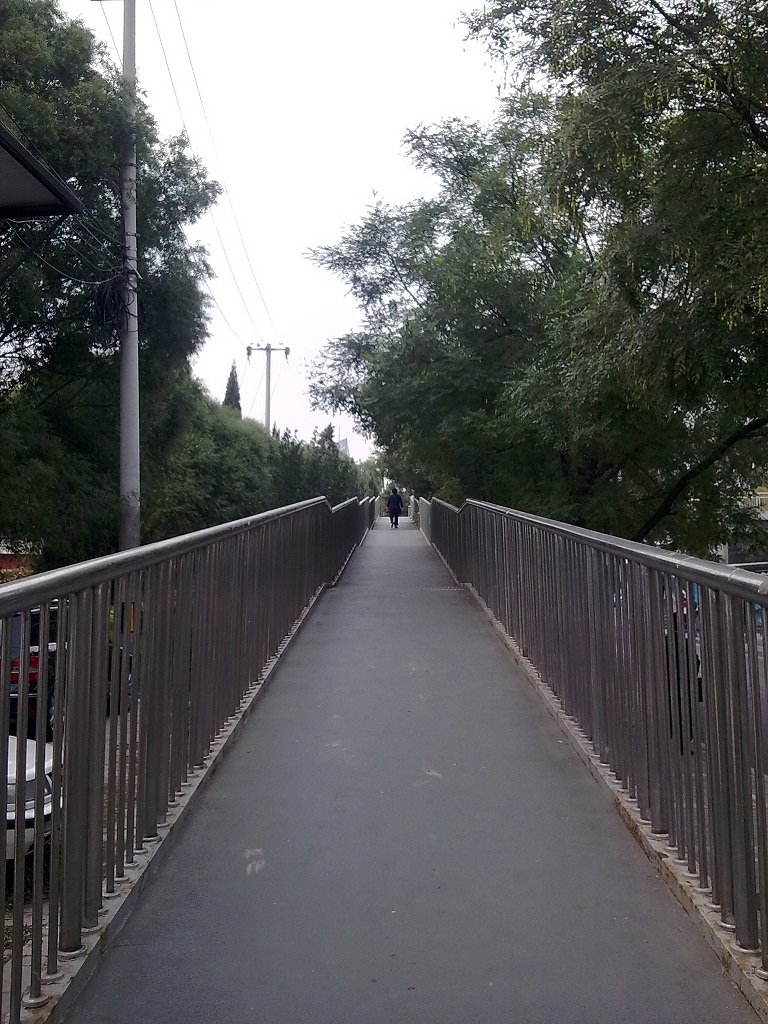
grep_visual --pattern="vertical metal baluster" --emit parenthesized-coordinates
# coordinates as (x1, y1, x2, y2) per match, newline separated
(637, 566, 655, 823)
(24, 601, 51, 1009)
(692, 582, 712, 893)
(585, 550, 602, 756)
(706, 588, 732, 919)
(10, 609, 32, 1024)
(84, 583, 109, 931)
(629, 563, 649, 814)
(138, 567, 158, 842)
(684, 581, 700, 871)
(154, 561, 173, 829)
(0, 613, 11, 1012)
(753, 600, 768, 977)
(663, 578, 682, 853)
(685, 579, 707, 883)
(647, 570, 669, 834)
(59, 591, 90, 959)
(105, 577, 123, 893)
(45, 594, 67, 982)
(726, 596, 759, 951)
(168, 557, 190, 802)
(126, 576, 143, 860)
(116, 573, 135, 874)
(189, 549, 208, 770)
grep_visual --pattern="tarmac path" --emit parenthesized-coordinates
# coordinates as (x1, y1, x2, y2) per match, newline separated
(64, 520, 758, 1024)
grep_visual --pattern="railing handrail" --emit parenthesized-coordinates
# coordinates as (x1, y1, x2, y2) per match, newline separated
(425, 493, 768, 964)
(0, 495, 376, 1018)
(0, 496, 363, 615)
(433, 497, 768, 603)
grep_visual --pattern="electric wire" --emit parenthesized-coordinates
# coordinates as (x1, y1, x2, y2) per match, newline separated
(171, 0, 278, 329)
(149, 0, 258, 391)
(68, 220, 123, 267)
(59, 236, 121, 277)
(149, 1, 263, 339)
(12, 214, 123, 275)
(10, 227, 121, 286)
(208, 212, 261, 332)
(170, 0, 215, 139)
(148, 0, 187, 132)
(245, 363, 267, 420)
(203, 279, 244, 343)
(99, 1, 121, 65)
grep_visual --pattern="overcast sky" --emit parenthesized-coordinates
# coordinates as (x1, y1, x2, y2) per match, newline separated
(58, 0, 502, 459)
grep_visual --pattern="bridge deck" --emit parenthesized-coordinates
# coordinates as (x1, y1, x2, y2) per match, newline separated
(66, 521, 757, 1024)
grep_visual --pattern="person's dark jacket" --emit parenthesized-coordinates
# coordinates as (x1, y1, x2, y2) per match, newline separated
(386, 492, 404, 514)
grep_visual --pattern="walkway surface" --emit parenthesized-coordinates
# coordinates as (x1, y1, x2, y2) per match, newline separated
(66, 521, 758, 1024)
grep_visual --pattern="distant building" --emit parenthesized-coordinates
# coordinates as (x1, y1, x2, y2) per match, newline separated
(0, 543, 32, 580)
(720, 487, 768, 563)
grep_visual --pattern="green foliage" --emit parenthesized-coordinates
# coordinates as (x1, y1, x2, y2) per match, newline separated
(223, 361, 241, 416)
(0, 1, 367, 571)
(270, 425, 362, 508)
(0, 0, 220, 396)
(310, 0, 768, 555)
(2, 360, 369, 570)
(0, 377, 119, 566)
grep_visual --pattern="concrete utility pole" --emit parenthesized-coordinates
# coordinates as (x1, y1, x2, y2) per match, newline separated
(119, 0, 140, 549)
(96, 0, 140, 548)
(253, 343, 290, 430)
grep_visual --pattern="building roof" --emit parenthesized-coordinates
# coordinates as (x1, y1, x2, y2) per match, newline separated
(0, 119, 82, 218)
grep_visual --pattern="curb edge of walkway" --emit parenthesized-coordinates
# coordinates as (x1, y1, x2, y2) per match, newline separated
(461, 579, 768, 1024)
(39, 579, 332, 1024)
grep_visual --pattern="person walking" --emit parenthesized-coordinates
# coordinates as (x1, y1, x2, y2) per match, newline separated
(386, 486, 404, 528)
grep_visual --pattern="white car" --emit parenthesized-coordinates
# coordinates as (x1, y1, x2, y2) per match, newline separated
(6, 737, 54, 860)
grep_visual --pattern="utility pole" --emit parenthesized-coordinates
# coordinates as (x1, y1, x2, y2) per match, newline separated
(252, 343, 289, 430)
(119, 0, 140, 549)
(95, 0, 140, 549)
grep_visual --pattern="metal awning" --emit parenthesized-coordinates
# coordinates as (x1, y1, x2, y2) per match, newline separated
(0, 119, 82, 218)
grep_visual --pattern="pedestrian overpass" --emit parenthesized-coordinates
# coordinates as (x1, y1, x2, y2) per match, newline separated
(2, 496, 768, 1023)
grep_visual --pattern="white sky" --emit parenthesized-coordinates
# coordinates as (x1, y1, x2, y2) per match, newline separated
(58, 0, 502, 459)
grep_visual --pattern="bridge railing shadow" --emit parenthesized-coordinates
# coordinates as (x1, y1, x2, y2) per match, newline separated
(424, 496, 768, 973)
(0, 495, 376, 1022)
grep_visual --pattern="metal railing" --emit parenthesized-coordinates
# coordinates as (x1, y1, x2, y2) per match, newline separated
(0, 496, 375, 1022)
(418, 498, 431, 542)
(428, 497, 768, 969)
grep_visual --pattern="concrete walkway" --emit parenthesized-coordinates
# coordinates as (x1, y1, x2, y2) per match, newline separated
(66, 521, 758, 1024)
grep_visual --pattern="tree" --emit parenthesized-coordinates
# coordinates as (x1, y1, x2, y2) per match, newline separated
(310, 2, 768, 555)
(0, 0, 220, 564)
(223, 361, 241, 416)
(0, 0, 220, 392)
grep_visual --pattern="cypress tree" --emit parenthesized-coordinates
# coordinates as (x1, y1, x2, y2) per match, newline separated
(223, 362, 241, 417)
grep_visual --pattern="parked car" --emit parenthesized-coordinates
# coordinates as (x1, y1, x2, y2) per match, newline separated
(6, 603, 57, 741)
(5, 736, 54, 860)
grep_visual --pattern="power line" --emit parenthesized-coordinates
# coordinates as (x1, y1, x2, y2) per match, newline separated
(10, 226, 121, 286)
(148, 0, 187, 132)
(149, 1, 263, 336)
(171, 0, 277, 329)
(59, 236, 120, 278)
(68, 220, 122, 267)
(99, 1, 121, 64)
(72, 214, 123, 255)
(204, 279, 243, 342)
(208, 211, 260, 332)
(171, 0, 215, 138)
(245, 363, 267, 419)
(223, 196, 276, 325)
